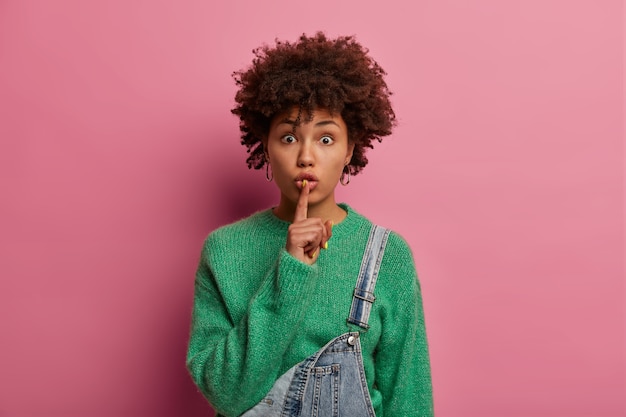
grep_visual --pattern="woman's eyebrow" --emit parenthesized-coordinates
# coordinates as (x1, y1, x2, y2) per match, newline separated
(277, 119, 340, 127)
(315, 120, 340, 127)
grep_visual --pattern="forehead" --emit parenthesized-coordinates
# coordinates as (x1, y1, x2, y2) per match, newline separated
(270, 107, 345, 130)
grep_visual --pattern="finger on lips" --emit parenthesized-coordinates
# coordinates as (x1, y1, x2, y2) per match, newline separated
(294, 179, 309, 223)
(290, 179, 333, 261)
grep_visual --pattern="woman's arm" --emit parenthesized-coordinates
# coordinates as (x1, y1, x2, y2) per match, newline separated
(186, 235, 319, 416)
(375, 234, 434, 416)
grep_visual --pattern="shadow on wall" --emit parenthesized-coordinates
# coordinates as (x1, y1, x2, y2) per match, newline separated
(160, 151, 276, 417)
(158, 297, 216, 417)
(217, 167, 277, 224)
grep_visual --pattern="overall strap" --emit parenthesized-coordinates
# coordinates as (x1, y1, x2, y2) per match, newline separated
(347, 225, 390, 330)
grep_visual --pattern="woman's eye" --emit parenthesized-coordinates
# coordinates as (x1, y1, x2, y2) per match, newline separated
(281, 134, 297, 144)
(320, 136, 334, 145)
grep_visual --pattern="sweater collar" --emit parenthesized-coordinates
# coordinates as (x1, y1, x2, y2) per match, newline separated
(259, 203, 362, 237)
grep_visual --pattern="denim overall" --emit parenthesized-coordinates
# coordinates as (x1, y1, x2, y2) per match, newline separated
(240, 225, 390, 417)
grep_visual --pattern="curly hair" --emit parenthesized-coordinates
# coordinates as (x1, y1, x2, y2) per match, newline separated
(231, 32, 396, 175)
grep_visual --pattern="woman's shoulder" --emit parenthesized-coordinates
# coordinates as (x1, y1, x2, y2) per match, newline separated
(342, 204, 413, 255)
(375, 229, 420, 295)
(383, 230, 414, 260)
(204, 209, 283, 248)
(343, 208, 419, 296)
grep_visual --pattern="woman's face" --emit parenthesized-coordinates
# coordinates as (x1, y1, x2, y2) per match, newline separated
(265, 107, 354, 211)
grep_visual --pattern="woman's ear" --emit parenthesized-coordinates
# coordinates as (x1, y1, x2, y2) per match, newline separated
(261, 137, 269, 160)
(345, 141, 355, 165)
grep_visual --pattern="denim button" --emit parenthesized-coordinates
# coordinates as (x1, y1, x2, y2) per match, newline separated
(347, 335, 356, 346)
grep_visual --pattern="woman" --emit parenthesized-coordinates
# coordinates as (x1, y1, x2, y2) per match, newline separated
(186, 32, 433, 416)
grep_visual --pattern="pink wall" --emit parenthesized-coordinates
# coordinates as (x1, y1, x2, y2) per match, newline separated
(0, 1, 623, 416)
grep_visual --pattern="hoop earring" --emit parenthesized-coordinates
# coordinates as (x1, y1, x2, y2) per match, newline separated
(265, 163, 273, 182)
(340, 165, 350, 186)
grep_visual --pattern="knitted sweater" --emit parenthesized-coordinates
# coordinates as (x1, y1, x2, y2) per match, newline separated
(186, 204, 433, 416)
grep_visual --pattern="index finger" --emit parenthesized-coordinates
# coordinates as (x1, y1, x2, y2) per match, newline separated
(293, 180, 309, 222)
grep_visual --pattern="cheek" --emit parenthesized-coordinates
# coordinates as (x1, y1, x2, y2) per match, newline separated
(268, 157, 294, 186)
(332, 151, 349, 170)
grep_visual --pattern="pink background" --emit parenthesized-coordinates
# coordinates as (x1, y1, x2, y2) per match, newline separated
(0, 1, 623, 416)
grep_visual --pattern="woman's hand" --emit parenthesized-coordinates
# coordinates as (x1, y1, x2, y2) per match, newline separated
(286, 181, 332, 265)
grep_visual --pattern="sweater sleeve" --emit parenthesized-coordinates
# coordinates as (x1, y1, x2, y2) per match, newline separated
(186, 235, 319, 416)
(375, 233, 434, 416)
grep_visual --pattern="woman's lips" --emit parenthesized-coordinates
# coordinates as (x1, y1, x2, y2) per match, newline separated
(295, 173, 319, 191)
(296, 180, 318, 190)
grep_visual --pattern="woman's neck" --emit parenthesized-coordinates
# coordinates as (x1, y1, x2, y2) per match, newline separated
(273, 198, 347, 224)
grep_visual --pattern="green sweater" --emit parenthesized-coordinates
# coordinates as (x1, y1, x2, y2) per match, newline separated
(186, 204, 433, 416)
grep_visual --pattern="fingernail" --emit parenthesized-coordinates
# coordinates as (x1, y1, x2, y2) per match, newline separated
(331, 220, 334, 228)
(302, 179, 307, 188)
(310, 250, 317, 258)
(324, 241, 329, 250)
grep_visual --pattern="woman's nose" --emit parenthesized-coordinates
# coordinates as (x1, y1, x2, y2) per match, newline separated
(297, 142, 315, 167)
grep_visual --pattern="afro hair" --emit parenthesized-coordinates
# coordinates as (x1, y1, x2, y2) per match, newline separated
(231, 32, 396, 175)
